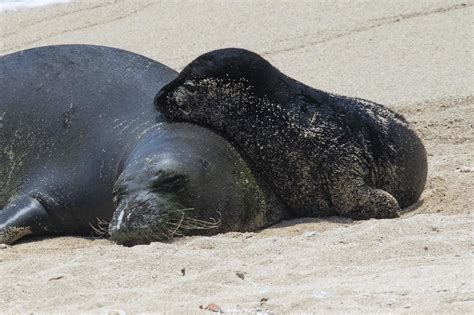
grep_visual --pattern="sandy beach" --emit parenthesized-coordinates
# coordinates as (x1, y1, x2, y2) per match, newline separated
(0, 0, 473, 313)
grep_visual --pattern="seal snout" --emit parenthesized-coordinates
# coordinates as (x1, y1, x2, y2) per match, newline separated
(108, 191, 164, 246)
(108, 188, 186, 246)
(155, 82, 190, 120)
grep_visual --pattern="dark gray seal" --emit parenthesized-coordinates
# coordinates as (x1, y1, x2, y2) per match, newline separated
(155, 48, 428, 220)
(0, 45, 284, 246)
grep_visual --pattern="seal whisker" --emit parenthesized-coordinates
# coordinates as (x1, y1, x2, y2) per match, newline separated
(90, 218, 110, 238)
(170, 211, 185, 237)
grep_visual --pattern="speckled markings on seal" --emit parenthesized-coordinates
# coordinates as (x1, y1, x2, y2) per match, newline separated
(155, 48, 428, 220)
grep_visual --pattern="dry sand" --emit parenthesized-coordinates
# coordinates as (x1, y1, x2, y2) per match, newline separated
(0, 0, 473, 313)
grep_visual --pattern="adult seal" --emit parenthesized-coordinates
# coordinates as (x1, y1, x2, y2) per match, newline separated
(0, 45, 284, 246)
(155, 48, 428, 220)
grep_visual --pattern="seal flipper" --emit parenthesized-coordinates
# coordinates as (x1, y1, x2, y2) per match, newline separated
(329, 180, 400, 220)
(0, 194, 51, 244)
(327, 158, 400, 220)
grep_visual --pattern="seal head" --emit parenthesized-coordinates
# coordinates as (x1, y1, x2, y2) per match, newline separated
(108, 123, 286, 246)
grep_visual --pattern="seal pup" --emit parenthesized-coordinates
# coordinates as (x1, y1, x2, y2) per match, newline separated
(155, 48, 428, 219)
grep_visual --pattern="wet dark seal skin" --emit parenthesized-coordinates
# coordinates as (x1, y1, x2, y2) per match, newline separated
(0, 45, 284, 246)
(155, 48, 428, 220)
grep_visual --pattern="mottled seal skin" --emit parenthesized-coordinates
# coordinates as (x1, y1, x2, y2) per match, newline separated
(0, 45, 285, 246)
(155, 48, 428, 220)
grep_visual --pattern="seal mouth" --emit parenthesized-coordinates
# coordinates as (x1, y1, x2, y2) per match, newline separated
(109, 230, 152, 247)
(154, 87, 168, 108)
(108, 196, 222, 246)
(108, 196, 169, 246)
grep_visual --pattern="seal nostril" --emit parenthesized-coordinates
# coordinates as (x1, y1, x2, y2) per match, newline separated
(184, 80, 197, 93)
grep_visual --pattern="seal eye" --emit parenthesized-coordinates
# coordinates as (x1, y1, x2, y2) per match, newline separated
(183, 80, 197, 93)
(150, 170, 189, 194)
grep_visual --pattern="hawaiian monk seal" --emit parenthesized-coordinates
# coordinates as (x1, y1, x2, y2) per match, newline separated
(155, 48, 428, 220)
(0, 45, 284, 246)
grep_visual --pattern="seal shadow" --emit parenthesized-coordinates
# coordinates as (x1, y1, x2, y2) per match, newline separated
(12, 235, 103, 246)
(261, 200, 425, 235)
(7, 201, 426, 246)
(259, 216, 354, 236)
(399, 199, 425, 216)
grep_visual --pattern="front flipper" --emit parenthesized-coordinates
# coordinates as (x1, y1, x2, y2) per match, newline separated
(330, 179, 400, 219)
(0, 194, 50, 244)
(328, 154, 400, 220)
